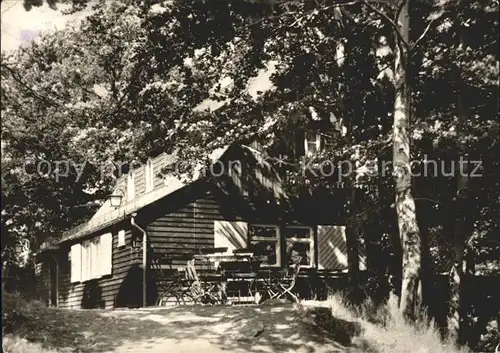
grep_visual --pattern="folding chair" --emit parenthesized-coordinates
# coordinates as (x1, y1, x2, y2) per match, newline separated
(274, 262, 302, 303)
(151, 253, 188, 306)
(257, 268, 284, 300)
(155, 272, 189, 306)
(185, 259, 223, 305)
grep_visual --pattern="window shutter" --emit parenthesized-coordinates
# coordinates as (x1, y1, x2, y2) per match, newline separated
(86, 241, 91, 280)
(317, 225, 347, 270)
(100, 233, 113, 276)
(35, 262, 42, 276)
(96, 237, 101, 278)
(319, 132, 325, 150)
(90, 240, 95, 279)
(214, 221, 248, 269)
(108, 233, 113, 275)
(304, 135, 309, 156)
(91, 238, 100, 279)
(82, 241, 91, 281)
(127, 172, 135, 201)
(80, 242, 85, 281)
(214, 221, 248, 254)
(70, 244, 82, 283)
(117, 230, 126, 247)
(295, 130, 305, 158)
(317, 225, 367, 271)
(89, 240, 94, 279)
(81, 242, 86, 282)
(98, 236, 106, 277)
(145, 159, 154, 192)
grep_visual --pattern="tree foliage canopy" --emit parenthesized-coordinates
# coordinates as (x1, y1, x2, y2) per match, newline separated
(1, 0, 498, 345)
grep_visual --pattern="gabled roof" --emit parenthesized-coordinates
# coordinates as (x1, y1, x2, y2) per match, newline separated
(56, 142, 288, 245)
(58, 146, 230, 244)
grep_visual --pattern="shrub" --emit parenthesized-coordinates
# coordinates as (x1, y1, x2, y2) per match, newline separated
(2, 292, 66, 340)
(321, 292, 470, 353)
(308, 306, 363, 346)
(2, 292, 43, 335)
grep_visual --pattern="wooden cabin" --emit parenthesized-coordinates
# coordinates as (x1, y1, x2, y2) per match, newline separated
(35, 141, 366, 309)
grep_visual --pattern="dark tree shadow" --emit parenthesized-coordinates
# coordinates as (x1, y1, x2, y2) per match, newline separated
(115, 264, 158, 308)
(81, 280, 104, 309)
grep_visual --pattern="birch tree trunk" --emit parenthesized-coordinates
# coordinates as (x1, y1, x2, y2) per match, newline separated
(392, 0, 422, 320)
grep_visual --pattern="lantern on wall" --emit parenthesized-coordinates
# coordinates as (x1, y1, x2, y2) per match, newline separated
(108, 189, 125, 209)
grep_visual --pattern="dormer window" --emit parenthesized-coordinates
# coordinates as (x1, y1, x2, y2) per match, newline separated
(145, 158, 153, 192)
(304, 131, 321, 157)
(127, 171, 135, 201)
(295, 123, 336, 159)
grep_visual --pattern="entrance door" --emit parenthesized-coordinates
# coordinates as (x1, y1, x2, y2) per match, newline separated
(49, 258, 58, 307)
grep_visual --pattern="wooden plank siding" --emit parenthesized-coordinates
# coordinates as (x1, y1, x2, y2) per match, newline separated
(55, 225, 143, 309)
(141, 179, 351, 304)
(144, 186, 230, 274)
(134, 165, 146, 197)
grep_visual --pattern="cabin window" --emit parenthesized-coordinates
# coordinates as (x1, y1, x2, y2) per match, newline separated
(70, 232, 113, 283)
(35, 262, 42, 276)
(249, 224, 280, 267)
(284, 226, 314, 267)
(320, 132, 334, 151)
(117, 230, 126, 247)
(127, 171, 135, 201)
(304, 131, 321, 157)
(145, 159, 154, 192)
(230, 161, 248, 196)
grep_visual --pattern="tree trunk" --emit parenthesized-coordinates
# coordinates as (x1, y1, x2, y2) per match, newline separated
(392, 0, 422, 320)
(447, 100, 469, 345)
(346, 187, 360, 297)
(447, 15, 471, 343)
(335, 17, 361, 299)
(417, 212, 430, 314)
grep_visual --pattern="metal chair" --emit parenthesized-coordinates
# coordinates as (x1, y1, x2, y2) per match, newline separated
(153, 252, 203, 306)
(274, 262, 302, 302)
(258, 261, 302, 303)
(185, 259, 224, 305)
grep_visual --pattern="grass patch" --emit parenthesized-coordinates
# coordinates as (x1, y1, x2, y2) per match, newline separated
(2, 292, 168, 352)
(318, 293, 470, 353)
(2, 336, 62, 353)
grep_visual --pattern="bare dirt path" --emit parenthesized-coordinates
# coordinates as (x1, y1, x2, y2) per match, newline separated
(98, 304, 350, 353)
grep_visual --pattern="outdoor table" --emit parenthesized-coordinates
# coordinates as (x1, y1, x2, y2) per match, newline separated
(186, 253, 270, 304)
(198, 247, 229, 255)
(233, 248, 253, 254)
(194, 254, 257, 263)
(234, 252, 254, 259)
(199, 273, 226, 300)
(216, 257, 265, 304)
